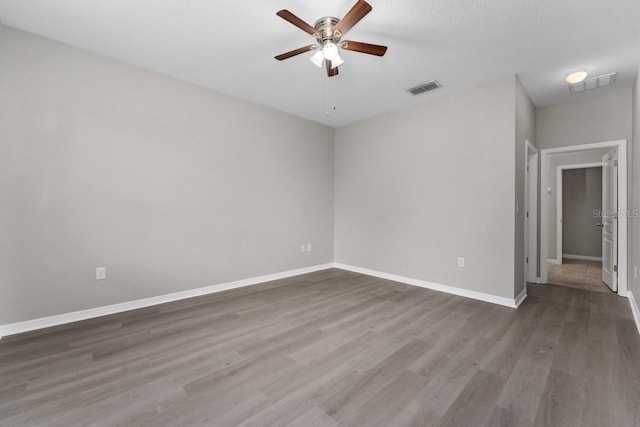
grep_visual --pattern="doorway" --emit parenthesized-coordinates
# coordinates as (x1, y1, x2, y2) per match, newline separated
(540, 140, 628, 296)
(548, 163, 608, 292)
(525, 141, 538, 285)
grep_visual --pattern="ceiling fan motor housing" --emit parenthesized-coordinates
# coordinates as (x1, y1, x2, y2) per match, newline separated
(314, 17, 341, 46)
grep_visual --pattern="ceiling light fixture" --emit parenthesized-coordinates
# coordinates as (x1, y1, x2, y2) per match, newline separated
(275, 1, 388, 78)
(310, 50, 324, 68)
(565, 70, 588, 84)
(330, 54, 344, 69)
(322, 42, 339, 60)
(310, 41, 345, 69)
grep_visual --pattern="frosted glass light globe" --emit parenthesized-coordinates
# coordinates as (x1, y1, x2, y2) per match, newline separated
(322, 42, 339, 60)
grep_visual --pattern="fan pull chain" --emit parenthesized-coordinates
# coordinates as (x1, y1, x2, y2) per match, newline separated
(325, 71, 337, 117)
(332, 76, 337, 113)
(326, 71, 330, 116)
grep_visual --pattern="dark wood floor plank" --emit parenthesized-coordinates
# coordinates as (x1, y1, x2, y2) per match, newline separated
(495, 302, 564, 422)
(408, 333, 497, 417)
(289, 302, 398, 365)
(486, 404, 534, 427)
(336, 370, 426, 426)
(0, 270, 638, 426)
(286, 405, 338, 427)
(533, 368, 584, 427)
(477, 305, 541, 380)
(259, 331, 380, 402)
(385, 399, 442, 427)
(438, 369, 506, 427)
(319, 339, 431, 422)
(237, 357, 364, 426)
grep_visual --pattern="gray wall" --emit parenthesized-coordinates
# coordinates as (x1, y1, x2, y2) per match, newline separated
(633, 67, 640, 298)
(335, 76, 518, 299)
(536, 88, 633, 272)
(562, 167, 602, 258)
(514, 77, 536, 295)
(536, 87, 633, 151)
(0, 26, 335, 324)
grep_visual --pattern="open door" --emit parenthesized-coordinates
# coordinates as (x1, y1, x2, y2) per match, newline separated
(601, 149, 617, 292)
(525, 142, 538, 284)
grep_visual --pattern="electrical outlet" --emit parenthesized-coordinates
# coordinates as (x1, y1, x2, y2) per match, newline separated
(96, 267, 106, 280)
(306, 243, 312, 252)
(300, 245, 306, 253)
(457, 257, 465, 268)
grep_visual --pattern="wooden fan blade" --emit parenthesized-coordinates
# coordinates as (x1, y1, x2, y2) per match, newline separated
(326, 60, 339, 77)
(276, 10, 317, 36)
(333, 0, 372, 37)
(275, 45, 316, 61)
(341, 40, 388, 56)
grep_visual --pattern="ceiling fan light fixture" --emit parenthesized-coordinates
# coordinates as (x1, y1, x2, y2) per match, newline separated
(310, 50, 324, 68)
(566, 70, 588, 84)
(274, 1, 386, 78)
(331, 54, 344, 69)
(322, 42, 339, 61)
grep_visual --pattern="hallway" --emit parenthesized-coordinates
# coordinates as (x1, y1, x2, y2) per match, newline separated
(547, 258, 612, 293)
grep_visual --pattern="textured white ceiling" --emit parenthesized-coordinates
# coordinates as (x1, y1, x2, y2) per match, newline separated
(1, 0, 639, 127)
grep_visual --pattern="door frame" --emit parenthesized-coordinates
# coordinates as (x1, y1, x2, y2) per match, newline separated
(540, 139, 628, 296)
(601, 149, 619, 291)
(555, 162, 603, 265)
(524, 140, 539, 284)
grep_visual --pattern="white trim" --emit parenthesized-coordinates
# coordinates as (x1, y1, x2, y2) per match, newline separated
(540, 140, 627, 155)
(525, 140, 539, 285)
(514, 288, 528, 308)
(0, 263, 334, 340)
(333, 263, 521, 308)
(556, 162, 602, 264)
(628, 292, 640, 336)
(562, 254, 602, 262)
(540, 139, 628, 298)
(547, 259, 561, 265)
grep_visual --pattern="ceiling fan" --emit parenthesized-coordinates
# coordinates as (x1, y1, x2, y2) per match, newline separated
(274, 0, 388, 77)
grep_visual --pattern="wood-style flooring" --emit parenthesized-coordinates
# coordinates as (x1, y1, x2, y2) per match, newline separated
(548, 259, 611, 293)
(1, 269, 639, 426)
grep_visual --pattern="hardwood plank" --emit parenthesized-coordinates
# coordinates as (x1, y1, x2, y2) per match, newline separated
(486, 405, 534, 427)
(495, 303, 563, 422)
(533, 368, 584, 427)
(318, 339, 431, 422)
(438, 369, 505, 427)
(335, 370, 426, 426)
(0, 270, 638, 426)
(286, 406, 337, 427)
(385, 400, 441, 427)
(259, 331, 380, 402)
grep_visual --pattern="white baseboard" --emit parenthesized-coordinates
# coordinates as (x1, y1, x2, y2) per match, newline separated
(515, 288, 528, 308)
(0, 263, 334, 340)
(333, 263, 521, 308)
(628, 292, 640, 336)
(562, 254, 602, 262)
(547, 259, 561, 265)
